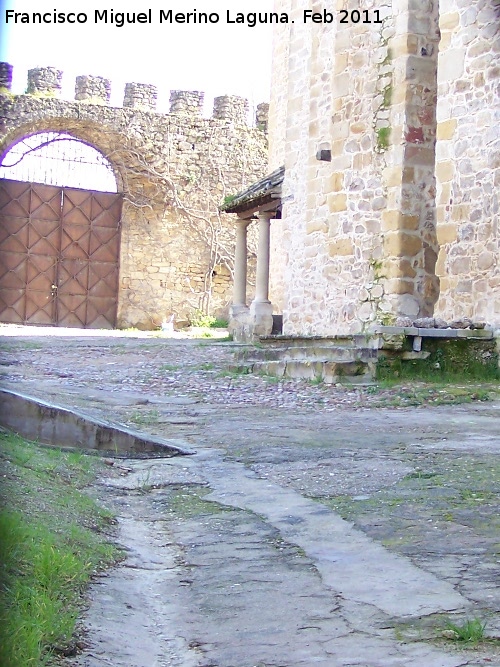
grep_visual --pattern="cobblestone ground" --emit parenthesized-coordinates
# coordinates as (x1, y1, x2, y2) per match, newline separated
(1, 327, 499, 667)
(1, 328, 497, 413)
(2, 330, 375, 411)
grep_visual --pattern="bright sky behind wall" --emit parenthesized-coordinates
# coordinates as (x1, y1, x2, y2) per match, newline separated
(0, 0, 274, 115)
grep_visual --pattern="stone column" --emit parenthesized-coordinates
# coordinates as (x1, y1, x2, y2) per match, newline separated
(254, 212, 272, 303)
(250, 212, 273, 336)
(233, 219, 250, 308)
(381, 0, 440, 320)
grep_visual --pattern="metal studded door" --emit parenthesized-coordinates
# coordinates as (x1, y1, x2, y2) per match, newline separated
(0, 179, 122, 328)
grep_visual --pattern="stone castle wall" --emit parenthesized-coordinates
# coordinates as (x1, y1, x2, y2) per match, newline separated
(270, 0, 401, 334)
(434, 1, 500, 325)
(0, 64, 268, 328)
(268, 0, 499, 334)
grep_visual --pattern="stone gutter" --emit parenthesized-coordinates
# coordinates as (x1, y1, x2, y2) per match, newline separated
(0, 388, 194, 458)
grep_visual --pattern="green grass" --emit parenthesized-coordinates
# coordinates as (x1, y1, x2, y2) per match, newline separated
(443, 618, 487, 643)
(159, 486, 227, 519)
(364, 381, 497, 407)
(376, 340, 500, 383)
(194, 362, 215, 371)
(317, 453, 500, 572)
(0, 431, 121, 666)
(0, 341, 42, 351)
(129, 409, 160, 425)
(158, 363, 181, 372)
(375, 126, 391, 151)
(189, 310, 217, 328)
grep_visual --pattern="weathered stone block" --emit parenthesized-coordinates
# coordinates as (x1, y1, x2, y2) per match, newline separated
(404, 145, 435, 166)
(438, 49, 465, 83)
(436, 224, 457, 245)
(384, 232, 423, 257)
(306, 220, 328, 234)
(439, 12, 460, 30)
(382, 167, 402, 188)
(436, 161, 454, 183)
(385, 279, 415, 295)
(327, 193, 347, 212)
(328, 239, 354, 256)
(449, 257, 471, 274)
(384, 258, 417, 279)
(329, 172, 344, 192)
(381, 210, 400, 232)
(380, 334, 405, 350)
(451, 204, 471, 221)
(477, 251, 494, 271)
(436, 118, 457, 140)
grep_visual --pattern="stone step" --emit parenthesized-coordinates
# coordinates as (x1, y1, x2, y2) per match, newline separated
(237, 345, 377, 364)
(235, 335, 378, 383)
(252, 359, 374, 384)
(259, 334, 375, 349)
(237, 347, 357, 362)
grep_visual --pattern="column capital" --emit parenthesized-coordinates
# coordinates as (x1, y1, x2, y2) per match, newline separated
(257, 211, 273, 222)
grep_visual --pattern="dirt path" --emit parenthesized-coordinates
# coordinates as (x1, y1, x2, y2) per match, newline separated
(1, 329, 499, 666)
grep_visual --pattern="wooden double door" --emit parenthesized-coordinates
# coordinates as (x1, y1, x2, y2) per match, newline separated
(0, 179, 122, 328)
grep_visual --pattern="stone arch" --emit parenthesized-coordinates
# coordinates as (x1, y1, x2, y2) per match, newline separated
(0, 120, 130, 328)
(0, 65, 268, 328)
(0, 131, 118, 193)
(0, 119, 129, 195)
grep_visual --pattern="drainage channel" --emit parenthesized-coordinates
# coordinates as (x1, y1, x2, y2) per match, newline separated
(0, 388, 194, 458)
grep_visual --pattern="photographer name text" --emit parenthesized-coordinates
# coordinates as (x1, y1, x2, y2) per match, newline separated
(5, 8, 383, 28)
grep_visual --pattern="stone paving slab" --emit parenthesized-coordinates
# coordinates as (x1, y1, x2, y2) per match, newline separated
(1, 331, 499, 666)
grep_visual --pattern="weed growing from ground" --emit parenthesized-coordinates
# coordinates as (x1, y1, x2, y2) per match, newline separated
(130, 409, 160, 425)
(159, 364, 180, 372)
(443, 618, 487, 643)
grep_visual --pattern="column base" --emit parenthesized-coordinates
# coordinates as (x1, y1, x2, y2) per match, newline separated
(229, 304, 249, 318)
(249, 300, 273, 337)
(228, 305, 251, 343)
(229, 302, 274, 342)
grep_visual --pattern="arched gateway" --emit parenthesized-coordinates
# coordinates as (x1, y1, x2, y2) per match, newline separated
(0, 65, 268, 329)
(0, 132, 122, 327)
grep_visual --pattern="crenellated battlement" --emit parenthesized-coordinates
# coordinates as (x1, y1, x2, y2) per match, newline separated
(213, 95, 249, 126)
(169, 90, 204, 116)
(0, 63, 268, 127)
(0, 62, 13, 90)
(27, 66, 63, 96)
(75, 75, 111, 104)
(123, 82, 157, 111)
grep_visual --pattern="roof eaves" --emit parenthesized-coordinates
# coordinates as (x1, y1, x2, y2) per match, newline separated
(220, 165, 285, 214)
